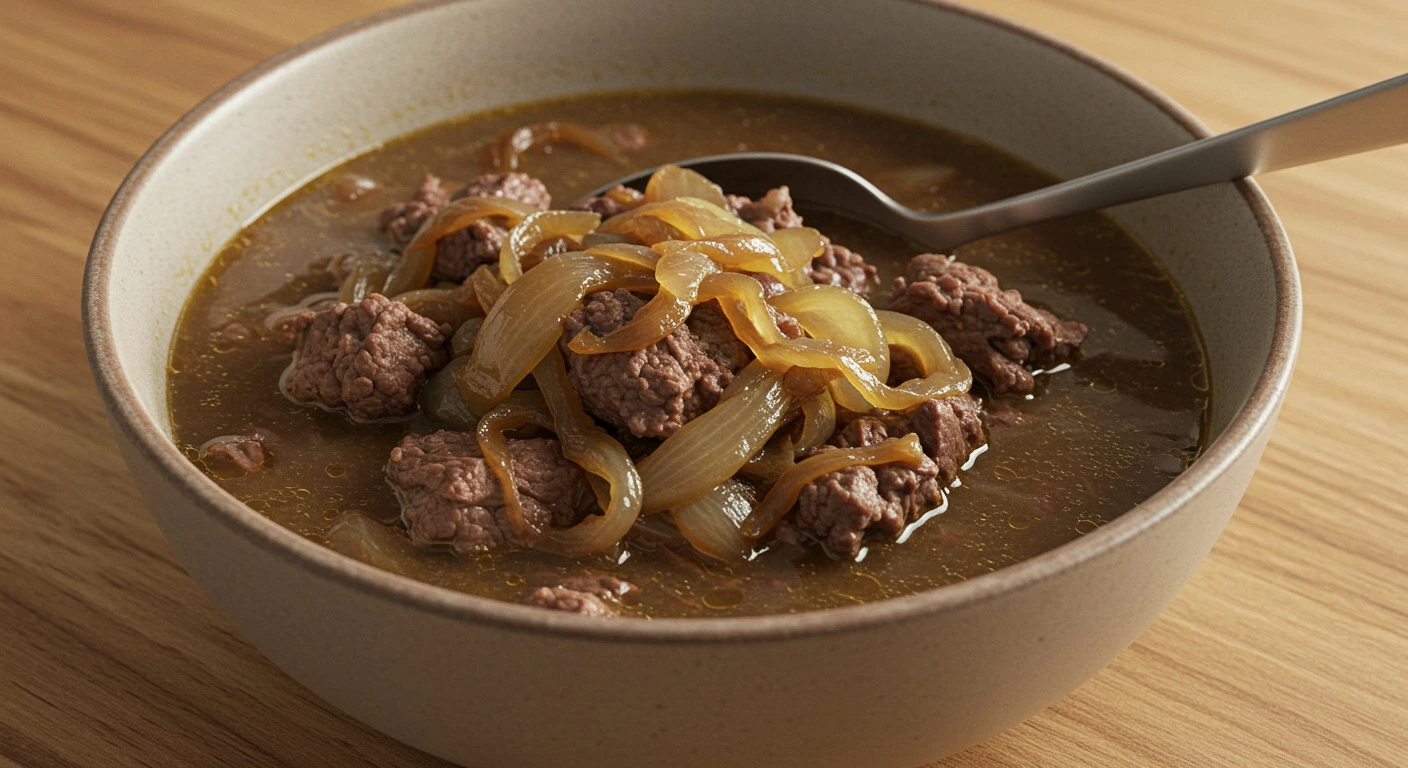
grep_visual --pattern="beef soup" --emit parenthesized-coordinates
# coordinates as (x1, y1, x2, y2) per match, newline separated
(168, 91, 1208, 619)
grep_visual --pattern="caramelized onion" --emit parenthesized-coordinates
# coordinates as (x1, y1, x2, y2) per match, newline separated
(566, 245, 714, 354)
(598, 197, 765, 245)
(384, 196, 538, 296)
(419, 357, 478, 429)
(637, 363, 793, 513)
(468, 265, 507, 312)
(337, 253, 397, 304)
(795, 391, 837, 453)
(457, 252, 655, 413)
(739, 434, 796, 484)
(670, 479, 755, 563)
(876, 309, 968, 384)
(500, 210, 600, 284)
(451, 317, 484, 357)
(531, 349, 643, 556)
(392, 283, 482, 329)
(741, 433, 928, 540)
(484, 121, 627, 171)
(771, 284, 889, 411)
(476, 397, 550, 540)
(642, 164, 728, 208)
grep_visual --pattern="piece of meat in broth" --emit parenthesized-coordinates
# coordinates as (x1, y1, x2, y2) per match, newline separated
(560, 290, 752, 439)
(521, 574, 641, 617)
(777, 394, 985, 559)
(386, 431, 599, 554)
(282, 294, 449, 422)
(378, 172, 551, 282)
(725, 185, 877, 296)
(889, 253, 1089, 396)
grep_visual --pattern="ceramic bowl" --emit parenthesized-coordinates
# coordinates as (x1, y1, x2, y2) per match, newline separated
(83, 1, 1299, 765)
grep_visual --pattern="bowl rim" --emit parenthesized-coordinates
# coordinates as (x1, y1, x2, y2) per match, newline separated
(83, 0, 1300, 643)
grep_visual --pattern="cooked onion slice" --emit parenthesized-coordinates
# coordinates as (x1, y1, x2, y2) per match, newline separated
(771, 284, 890, 411)
(656, 234, 812, 286)
(531, 349, 643, 557)
(794, 390, 837, 453)
(467, 265, 507, 312)
(500, 210, 600, 284)
(384, 196, 538, 296)
(643, 164, 728, 208)
(419, 357, 478, 429)
(637, 363, 793, 513)
(476, 397, 551, 541)
(876, 309, 969, 384)
(741, 433, 928, 540)
(483, 121, 628, 171)
(598, 197, 766, 245)
(457, 252, 655, 413)
(338, 252, 397, 304)
(670, 479, 755, 563)
(566, 245, 716, 354)
(392, 283, 482, 329)
(739, 434, 796, 484)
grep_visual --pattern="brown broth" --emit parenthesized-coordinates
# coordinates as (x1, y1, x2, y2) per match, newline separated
(168, 90, 1208, 618)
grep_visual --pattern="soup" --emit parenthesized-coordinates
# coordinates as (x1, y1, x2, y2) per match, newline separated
(168, 90, 1208, 618)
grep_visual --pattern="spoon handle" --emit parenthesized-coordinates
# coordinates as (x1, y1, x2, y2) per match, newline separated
(920, 72, 1408, 249)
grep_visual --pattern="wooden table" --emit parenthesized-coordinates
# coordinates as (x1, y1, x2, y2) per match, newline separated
(2, 1, 1404, 765)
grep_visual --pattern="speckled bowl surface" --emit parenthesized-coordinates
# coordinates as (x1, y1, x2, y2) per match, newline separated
(83, 1, 1299, 766)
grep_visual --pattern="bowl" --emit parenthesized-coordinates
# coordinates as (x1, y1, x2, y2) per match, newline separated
(82, 1, 1300, 765)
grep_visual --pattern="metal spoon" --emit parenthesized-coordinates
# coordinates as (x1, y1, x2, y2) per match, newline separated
(581, 72, 1408, 252)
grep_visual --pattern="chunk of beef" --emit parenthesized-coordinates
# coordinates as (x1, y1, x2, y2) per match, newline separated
(890, 254, 1089, 395)
(379, 174, 451, 246)
(198, 427, 277, 477)
(283, 294, 449, 422)
(777, 445, 944, 560)
(523, 587, 617, 616)
(386, 431, 599, 554)
(214, 321, 256, 348)
(725, 186, 876, 296)
(379, 173, 551, 282)
(561, 290, 751, 438)
(809, 239, 877, 297)
(599, 123, 650, 153)
(451, 172, 552, 210)
(834, 395, 984, 484)
(521, 573, 641, 616)
(726, 186, 805, 233)
(778, 394, 985, 559)
(572, 184, 644, 218)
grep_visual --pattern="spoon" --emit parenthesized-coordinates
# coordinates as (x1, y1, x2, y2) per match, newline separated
(580, 72, 1408, 252)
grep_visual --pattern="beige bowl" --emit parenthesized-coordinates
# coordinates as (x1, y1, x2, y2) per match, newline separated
(83, 1, 1299, 765)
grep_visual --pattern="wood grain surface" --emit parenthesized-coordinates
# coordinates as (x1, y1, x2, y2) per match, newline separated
(1, 0, 1404, 765)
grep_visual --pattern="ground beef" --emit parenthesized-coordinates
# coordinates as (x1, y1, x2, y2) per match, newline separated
(572, 184, 644, 218)
(450, 172, 552, 210)
(810, 239, 877, 297)
(890, 254, 1089, 395)
(777, 445, 943, 560)
(778, 394, 985, 559)
(600, 123, 650, 153)
(386, 431, 598, 554)
(726, 186, 806, 233)
(379, 174, 451, 247)
(521, 574, 641, 616)
(522, 587, 616, 616)
(561, 290, 751, 438)
(378, 173, 551, 282)
(198, 427, 277, 476)
(215, 321, 256, 348)
(725, 186, 876, 296)
(283, 294, 449, 422)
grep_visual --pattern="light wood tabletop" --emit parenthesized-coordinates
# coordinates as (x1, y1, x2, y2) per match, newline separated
(1, 0, 1404, 765)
